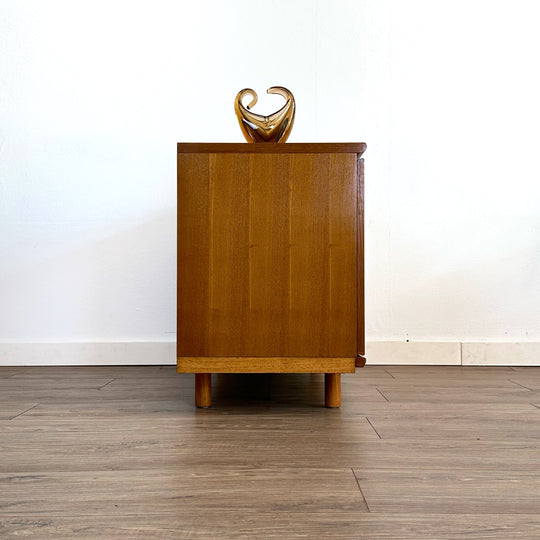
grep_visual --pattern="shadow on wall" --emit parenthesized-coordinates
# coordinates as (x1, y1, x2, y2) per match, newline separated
(0, 209, 176, 342)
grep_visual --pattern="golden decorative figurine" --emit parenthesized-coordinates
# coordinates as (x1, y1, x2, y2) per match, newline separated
(234, 86, 295, 143)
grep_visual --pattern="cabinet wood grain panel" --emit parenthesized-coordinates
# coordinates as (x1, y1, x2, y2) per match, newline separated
(207, 154, 251, 356)
(178, 151, 358, 358)
(329, 154, 358, 356)
(247, 154, 291, 355)
(177, 153, 210, 356)
(288, 154, 330, 356)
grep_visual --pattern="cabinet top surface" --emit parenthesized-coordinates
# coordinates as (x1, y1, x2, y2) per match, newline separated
(177, 143, 366, 155)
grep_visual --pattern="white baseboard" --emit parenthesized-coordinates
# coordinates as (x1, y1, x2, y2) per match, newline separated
(366, 341, 461, 365)
(0, 342, 176, 366)
(0, 341, 538, 366)
(461, 342, 540, 366)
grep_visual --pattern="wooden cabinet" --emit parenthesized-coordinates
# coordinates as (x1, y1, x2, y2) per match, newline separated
(177, 143, 366, 407)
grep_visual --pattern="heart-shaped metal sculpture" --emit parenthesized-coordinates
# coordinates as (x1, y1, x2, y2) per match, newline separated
(234, 86, 295, 143)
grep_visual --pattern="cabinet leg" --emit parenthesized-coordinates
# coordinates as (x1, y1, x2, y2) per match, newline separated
(195, 373, 211, 408)
(325, 373, 341, 408)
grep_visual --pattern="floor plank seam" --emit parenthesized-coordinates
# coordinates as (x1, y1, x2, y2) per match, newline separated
(383, 368, 396, 379)
(351, 468, 371, 513)
(365, 417, 382, 439)
(531, 403, 540, 410)
(98, 379, 116, 390)
(9, 403, 39, 421)
(509, 380, 534, 391)
(376, 388, 389, 402)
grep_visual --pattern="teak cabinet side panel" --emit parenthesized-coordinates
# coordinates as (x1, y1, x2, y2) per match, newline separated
(206, 154, 251, 355)
(287, 154, 357, 356)
(246, 154, 291, 355)
(177, 152, 358, 358)
(177, 153, 210, 356)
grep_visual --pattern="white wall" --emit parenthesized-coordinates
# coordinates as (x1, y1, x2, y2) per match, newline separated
(366, 1, 540, 344)
(1, 1, 539, 364)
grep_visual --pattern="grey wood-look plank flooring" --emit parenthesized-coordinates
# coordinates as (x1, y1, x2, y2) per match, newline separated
(1, 365, 539, 539)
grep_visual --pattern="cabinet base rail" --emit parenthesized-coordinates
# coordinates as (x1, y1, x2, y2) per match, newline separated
(177, 356, 356, 374)
(179, 357, 363, 408)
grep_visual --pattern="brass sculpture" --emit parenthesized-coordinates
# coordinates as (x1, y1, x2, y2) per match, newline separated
(234, 87, 295, 143)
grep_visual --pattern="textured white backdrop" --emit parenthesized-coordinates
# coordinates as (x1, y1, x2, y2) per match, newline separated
(0, 1, 539, 364)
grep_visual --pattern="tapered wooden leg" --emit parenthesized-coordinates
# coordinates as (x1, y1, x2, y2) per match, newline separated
(325, 373, 341, 408)
(195, 373, 211, 408)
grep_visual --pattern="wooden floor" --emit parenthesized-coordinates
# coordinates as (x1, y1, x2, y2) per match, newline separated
(1, 365, 539, 539)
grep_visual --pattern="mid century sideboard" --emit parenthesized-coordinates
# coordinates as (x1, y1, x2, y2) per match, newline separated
(177, 143, 366, 407)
